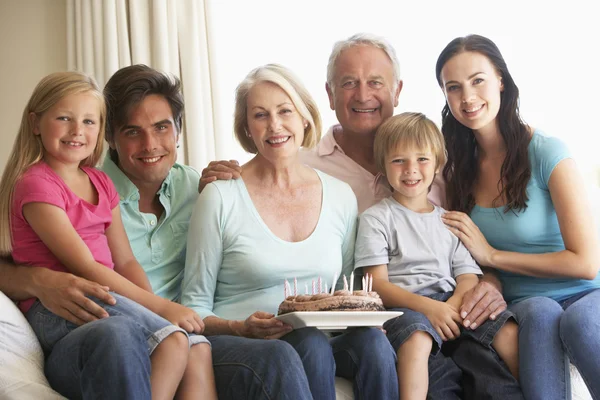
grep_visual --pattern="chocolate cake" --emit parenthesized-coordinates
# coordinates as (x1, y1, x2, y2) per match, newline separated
(277, 289, 385, 315)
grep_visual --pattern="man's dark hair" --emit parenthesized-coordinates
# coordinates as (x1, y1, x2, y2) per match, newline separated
(104, 64, 184, 160)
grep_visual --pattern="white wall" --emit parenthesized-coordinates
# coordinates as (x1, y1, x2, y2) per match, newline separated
(0, 0, 67, 176)
(207, 0, 600, 187)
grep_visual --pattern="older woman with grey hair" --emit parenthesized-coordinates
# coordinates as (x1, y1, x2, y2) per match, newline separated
(182, 63, 397, 399)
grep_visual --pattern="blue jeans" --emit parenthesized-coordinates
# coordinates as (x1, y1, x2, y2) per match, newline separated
(384, 292, 514, 355)
(510, 289, 600, 400)
(384, 292, 521, 400)
(43, 316, 151, 399)
(209, 334, 313, 400)
(281, 327, 398, 400)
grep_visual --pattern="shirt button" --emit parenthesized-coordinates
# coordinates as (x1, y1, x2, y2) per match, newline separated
(150, 220, 156, 226)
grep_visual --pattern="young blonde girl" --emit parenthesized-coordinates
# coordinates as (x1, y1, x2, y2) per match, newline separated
(0, 71, 216, 400)
(355, 112, 519, 400)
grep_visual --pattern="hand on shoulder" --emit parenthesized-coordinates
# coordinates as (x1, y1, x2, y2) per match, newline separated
(198, 160, 242, 193)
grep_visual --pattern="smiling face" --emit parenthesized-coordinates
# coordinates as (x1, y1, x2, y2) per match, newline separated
(32, 91, 102, 169)
(385, 143, 438, 209)
(327, 45, 402, 138)
(109, 94, 179, 189)
(246, 81, 306, 163)
(440, 51, 504, 135)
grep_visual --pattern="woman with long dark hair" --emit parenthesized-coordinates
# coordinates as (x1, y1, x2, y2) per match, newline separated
(436, 34, 600, 399)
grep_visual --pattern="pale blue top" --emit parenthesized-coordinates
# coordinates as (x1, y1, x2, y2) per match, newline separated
(181, 169, 358, 320)
(470, 131, 600, 303)
(356, 198, 481, 295)
(102, 156, 200, 301)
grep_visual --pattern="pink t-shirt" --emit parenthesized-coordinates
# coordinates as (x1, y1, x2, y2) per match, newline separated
(300, 125, 446, 213)
(11, 162, 119, 312)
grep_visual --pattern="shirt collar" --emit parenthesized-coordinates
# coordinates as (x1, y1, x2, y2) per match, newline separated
(101, 155, 173, 202)
(317, 124, 345, 157)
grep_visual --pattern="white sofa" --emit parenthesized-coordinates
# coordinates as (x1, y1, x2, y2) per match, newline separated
(0, 290, 592, 399)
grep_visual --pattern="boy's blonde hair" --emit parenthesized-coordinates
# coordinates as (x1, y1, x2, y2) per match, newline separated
(234, 63, 322, 153)
(0, 71, 105, 256)
(374, 112, 447, 174)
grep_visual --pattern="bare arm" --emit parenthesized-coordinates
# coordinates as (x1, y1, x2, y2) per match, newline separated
(23, 202, 202, 333)
(203, 312, 292, 339)
(446, 274, 479, 310)
(364, 264, 462, 340)
(443, 159, 600, 279)
(364, 264, 442, 313)
(0, 256, 115, 325)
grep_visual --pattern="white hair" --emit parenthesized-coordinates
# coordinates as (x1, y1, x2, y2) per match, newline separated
(326, 33, 401, 89)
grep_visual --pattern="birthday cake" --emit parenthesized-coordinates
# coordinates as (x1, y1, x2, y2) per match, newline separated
(277, 273, 385, 315)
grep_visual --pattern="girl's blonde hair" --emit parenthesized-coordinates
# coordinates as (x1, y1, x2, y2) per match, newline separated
(374, 112, 447, 174)
(0, 71, 105, 256)
(234, 63, 322, 153)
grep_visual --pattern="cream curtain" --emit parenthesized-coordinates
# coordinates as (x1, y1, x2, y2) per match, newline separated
(66, 0, 216, 170)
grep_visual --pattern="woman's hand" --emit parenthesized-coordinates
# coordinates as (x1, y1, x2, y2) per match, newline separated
(459, 280, 507, 330)
(442, 211, 497, 267)
(160, 301, 205, 334)
(232, 311, 293, 340)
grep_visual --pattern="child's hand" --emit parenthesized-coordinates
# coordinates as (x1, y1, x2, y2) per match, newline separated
(161, 301, 205, 334)
(422, 300, 462, 341)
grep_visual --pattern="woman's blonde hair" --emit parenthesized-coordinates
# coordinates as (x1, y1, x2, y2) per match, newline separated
(233, 64, 322, 153)
(374, 112, 447, 174)
(0, 71, 105, 256)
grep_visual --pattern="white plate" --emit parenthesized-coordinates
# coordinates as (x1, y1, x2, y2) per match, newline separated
(275, 311, 403, 332)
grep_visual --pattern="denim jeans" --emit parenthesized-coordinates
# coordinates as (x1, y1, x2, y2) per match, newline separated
(26, 292, 207, 355)
(281, 327, 399, 400)
(209, 334, 313, 400)
(510, 288, 600, 400)
(43, 316, 152, 400)
(384, 292, 522, 400)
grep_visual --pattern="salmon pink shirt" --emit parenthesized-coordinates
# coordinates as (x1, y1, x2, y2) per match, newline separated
(11, 162, 119, 312)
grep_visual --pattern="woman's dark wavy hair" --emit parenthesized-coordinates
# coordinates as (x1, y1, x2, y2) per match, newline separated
(104, 64, 184, 161)
(435, 34, 530, 214)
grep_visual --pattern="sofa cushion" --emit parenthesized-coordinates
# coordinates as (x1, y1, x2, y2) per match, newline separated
(0, 291, 65, 399)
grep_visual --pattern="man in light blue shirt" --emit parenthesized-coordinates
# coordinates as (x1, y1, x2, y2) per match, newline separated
(102, 157, 199, 302)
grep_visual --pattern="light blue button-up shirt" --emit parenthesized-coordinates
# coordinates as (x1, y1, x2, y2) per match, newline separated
(102, 156, 200, 302)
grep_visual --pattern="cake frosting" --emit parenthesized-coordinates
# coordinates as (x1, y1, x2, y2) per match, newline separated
(277, 289, 385, 315)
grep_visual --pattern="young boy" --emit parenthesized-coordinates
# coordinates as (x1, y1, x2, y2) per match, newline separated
(354, 112, 519, 400)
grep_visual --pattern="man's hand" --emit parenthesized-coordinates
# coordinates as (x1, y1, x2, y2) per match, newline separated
(459, 280, 507, 330)
(34, 269, 116, 326)
(198, 160, 242, 193)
